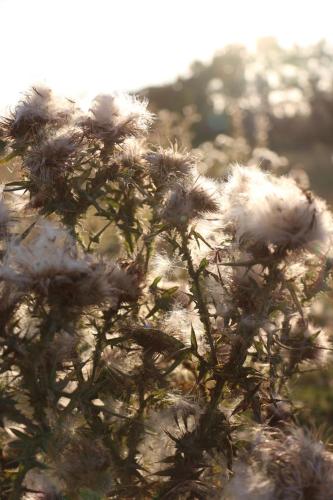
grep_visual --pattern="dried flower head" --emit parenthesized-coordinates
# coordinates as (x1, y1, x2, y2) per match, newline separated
(146, 145, 196, 186)
(222, 165, 333, 255)
(24, 129, 81, 183)
(282, 316, 332, 367)
(107, 258, 143, 305)
(113, 137, 146, 170)
(81, 93, 153, 146)
(0, 222, 141, 308)
(161, 176, 220, 226)
(226, 427, 333, 499)
(138, 397, 201, 475)
(255, 427, 333, 500)
(50, 434, 112, 494)
(102, 343, 142, 374)
(1, 86, 71, 141)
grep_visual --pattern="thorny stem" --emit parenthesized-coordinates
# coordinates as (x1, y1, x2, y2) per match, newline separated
(180, 229, 218, 365)
(90, 309, 116, 384)
(211, 263, 280, 412)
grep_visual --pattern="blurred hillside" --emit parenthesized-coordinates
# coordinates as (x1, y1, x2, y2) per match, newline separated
(143, 38, 333, 203)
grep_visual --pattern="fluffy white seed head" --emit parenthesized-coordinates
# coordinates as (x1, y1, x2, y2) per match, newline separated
(82, 93, 153, 145)
(2, 86, 73, 141)
(138, 397, 201, 475)
(163, 305, 206, 354)
(161, 176, 221, 226)
(146, 145, 197, 186)
(24, 128, 81, 183)
(222, 165, 333, 255)
(282, 316, 332, 367)
(226, 427, 333, 500)
(49, 434, 113, 494)
(0, 222, 141, 308)
(113, 137, 145, 170)
(255, 427, 333, 500)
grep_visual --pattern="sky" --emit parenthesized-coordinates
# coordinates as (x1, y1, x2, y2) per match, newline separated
(0, 0, 333, 112)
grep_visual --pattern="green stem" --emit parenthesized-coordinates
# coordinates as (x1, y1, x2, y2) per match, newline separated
(180, 230, 217, 365)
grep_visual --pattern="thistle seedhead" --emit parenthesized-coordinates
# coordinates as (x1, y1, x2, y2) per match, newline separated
(80, 93, 153, 147)
(50, 433, 112, 494)
(146, 145, 196, 186)
(23, 128, 82, 184)
(1, 86, 72, 142)
(163, 305, 205, 353)
(138, 398, 201, 475)
(222, 165, 333, 256)
(282, 316, 332, 368)
(257, 427, 333, 500)
(113, 137, 146, 171)
(112, 258, 144, 303)
(161, 176, 220, 226)
(226, 427, 333, 500)
(0, 222, 142, 309)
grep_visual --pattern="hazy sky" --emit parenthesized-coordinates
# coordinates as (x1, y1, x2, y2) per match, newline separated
(1, 0, 333, 111)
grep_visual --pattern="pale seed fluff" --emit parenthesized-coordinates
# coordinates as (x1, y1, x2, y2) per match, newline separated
(149, 251, 186, 285)
(222, 165, 333, 254)
(83, 93, 153, 145)
(102, 344, 142, 374)
(2, 86, 72, 140)
(161, 175, 221, 226)
(113, 137, 145, 169)
(225, 461, 274, 500)
(151, 252, 175, 278)
(0, 221, 140, 307)
(146, 145, 197, 186)
(24, 128, 81, 183)
(226, 427, 333, 500)
(49, 434, 113, 494)
(23, 469, 60, 500)
(138, 395, 201, 475)
(255, 427, 333, 500)
(282, 316, 332, 367)
(163, 305, 206, 354)
(250, 147, 288, 171)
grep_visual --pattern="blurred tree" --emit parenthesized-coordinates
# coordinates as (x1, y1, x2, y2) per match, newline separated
(143, 40, 333, 201)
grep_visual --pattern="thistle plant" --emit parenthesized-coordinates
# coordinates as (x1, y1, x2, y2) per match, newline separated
(1, 86, 333, 500)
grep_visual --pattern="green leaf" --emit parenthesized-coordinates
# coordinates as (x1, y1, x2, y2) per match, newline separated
(191, 229, 214, 250)
(9, 428, 29, 440)
(191, 325, 198, 352)
(150, 276, 162, 290)
(197, 258, 209, 273)
(162, 347, 191, 376)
